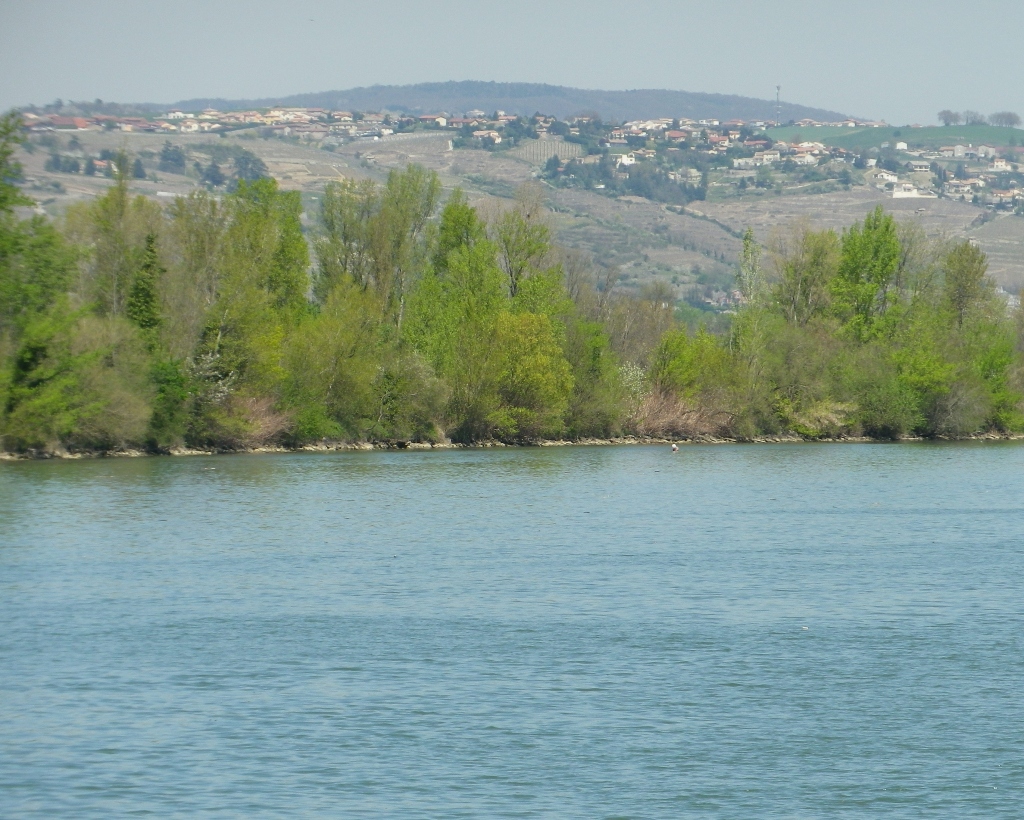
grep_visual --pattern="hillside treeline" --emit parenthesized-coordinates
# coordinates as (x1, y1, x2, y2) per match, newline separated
(1, 113, 1022, 453)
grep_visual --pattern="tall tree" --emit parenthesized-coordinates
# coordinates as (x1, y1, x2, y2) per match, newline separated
(64, 152, 162, 317)
(126, 234, 162, 333)
(430, 188, 486, 277)
(830, 205, 901, 339)
(493, 184, 550, 298)
(943, 241, 989, 328)
(737, 226, 763, 301)
(370, 164, 441, 327)
(314, 177, 378, 301)
(770, 224, 840, 326)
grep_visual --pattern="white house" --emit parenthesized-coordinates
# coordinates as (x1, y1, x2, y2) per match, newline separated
(944, 181, 973, 196)
(892, 182, 936, 198)
(873, 169, 899, 184)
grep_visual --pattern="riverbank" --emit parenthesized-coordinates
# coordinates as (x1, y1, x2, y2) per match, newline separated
(2, 432, 1022, 460)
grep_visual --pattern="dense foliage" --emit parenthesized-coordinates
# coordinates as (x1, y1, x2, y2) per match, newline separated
(2, 112, 1023, 453)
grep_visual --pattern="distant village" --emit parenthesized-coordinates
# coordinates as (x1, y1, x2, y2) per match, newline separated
(18, 105, 886, 140)
(19, 104, 1024, 211)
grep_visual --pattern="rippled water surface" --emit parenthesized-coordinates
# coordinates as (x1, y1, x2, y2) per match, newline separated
(1, 443, 1023, 817)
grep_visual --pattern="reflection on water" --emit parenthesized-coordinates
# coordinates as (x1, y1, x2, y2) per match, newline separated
(2, 443, 1023, 817)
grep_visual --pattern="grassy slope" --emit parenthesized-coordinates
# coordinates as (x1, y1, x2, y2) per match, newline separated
(768, 124, 1023, 150)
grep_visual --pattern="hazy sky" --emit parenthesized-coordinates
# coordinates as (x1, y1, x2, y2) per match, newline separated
(2, 0, 1022, 125)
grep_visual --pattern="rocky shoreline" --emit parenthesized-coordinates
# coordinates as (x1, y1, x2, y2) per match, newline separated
(2, 432, 1023, 461)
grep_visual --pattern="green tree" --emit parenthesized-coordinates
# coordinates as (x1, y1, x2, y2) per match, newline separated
(314, 165, 439, 326)
(314, 177, 379, 301)
(943, 241, 990, 329)
(2, 311, 153, 452)
(226, 178, 309, 315)
(158, 142, 187, 174)
(737, 226, 762, 301)
(0, 111, 31, 214)
(0, 216, 77, 334)
(63, 156, 162, 317)
(406, 239, 506, 440)
(492, 311, 574, 438)
(770, 224, 840, 325)
(282, 279, 385, 440)
(430, 188, 486, 277)
(830, 205, 900, 339)
(234, 151, 269, 182)
(493, 184, 550, 298)
(561, 316, 623, 437)
(202, 161, 225, 187)
(161, 191, 228, 359)
(126, 234, 162, 334)
(369, 164, 441, 326)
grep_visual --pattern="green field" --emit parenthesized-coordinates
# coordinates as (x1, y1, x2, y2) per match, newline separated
(767, 124, 1023, 150)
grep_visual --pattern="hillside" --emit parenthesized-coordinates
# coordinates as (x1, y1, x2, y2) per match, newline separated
(769, 123, 1024, 150)
(168, 81, 851, 123)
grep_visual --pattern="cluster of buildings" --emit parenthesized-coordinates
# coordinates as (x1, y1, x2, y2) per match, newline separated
(20, 105, 538, 142)
(21, 107, 887, 142)
(867, 143, 1021, 203)
(594, 117, 858, 170)
(21, 105, 1022, 208)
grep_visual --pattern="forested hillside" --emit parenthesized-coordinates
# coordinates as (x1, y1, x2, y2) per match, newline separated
(1, 111, 1021, 455)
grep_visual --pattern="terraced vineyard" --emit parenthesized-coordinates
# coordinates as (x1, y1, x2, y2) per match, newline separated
(510, 138, 584, 165)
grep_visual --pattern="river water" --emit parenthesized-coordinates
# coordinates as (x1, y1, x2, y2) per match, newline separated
(1, 443, 1022, 817)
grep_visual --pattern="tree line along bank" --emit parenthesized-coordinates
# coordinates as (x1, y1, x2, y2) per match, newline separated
(2, 111, 1022, 454)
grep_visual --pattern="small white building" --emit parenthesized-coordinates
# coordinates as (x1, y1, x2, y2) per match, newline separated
(892, 182, 937, 198)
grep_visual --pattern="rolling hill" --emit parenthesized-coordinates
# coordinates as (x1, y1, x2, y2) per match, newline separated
(167, 80, 851, 123)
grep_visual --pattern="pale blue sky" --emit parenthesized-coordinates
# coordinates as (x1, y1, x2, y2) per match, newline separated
(1, 0, 1022, 125)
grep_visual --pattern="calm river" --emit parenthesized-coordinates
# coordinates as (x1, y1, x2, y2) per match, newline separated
(1, 443, 1023, 817)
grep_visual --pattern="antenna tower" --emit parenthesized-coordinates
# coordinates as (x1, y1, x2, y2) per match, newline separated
(776, 85, 781, 127)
